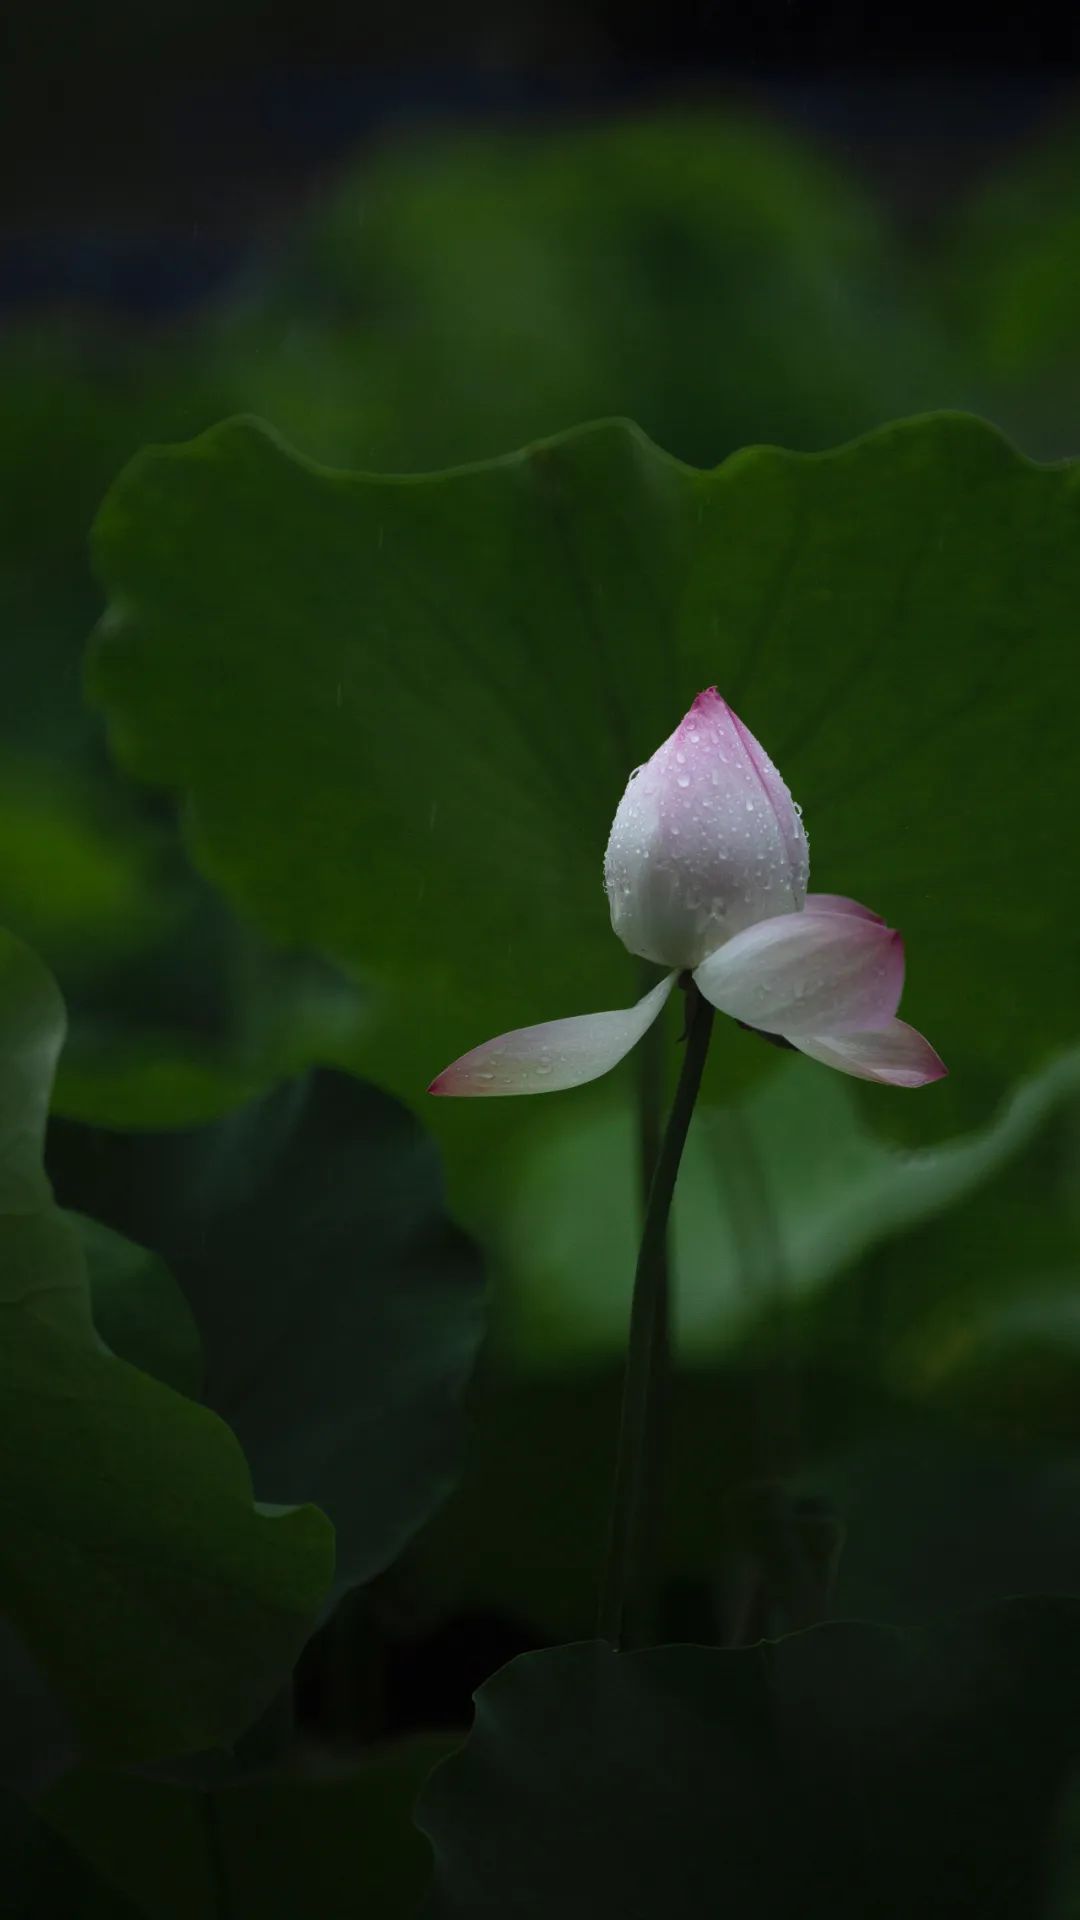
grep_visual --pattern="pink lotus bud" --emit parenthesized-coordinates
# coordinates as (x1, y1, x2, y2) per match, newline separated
(431, 691, 944, 1097)
(603, 688, 808, 969)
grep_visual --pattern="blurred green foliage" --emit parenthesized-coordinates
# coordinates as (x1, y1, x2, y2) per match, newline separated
(942, 123, 1080, 458)
(497, 1046, 1080, 1369)
(5, 100, 1080, 1910)
(206, 114, 951, 471)
(0, 327, 375, 1125)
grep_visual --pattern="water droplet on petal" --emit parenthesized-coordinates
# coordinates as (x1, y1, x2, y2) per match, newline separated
(676, 773, 691, 789)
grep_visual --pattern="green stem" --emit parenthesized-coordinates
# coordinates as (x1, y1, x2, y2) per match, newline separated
(598, 979, 714, 1649)
(633, 963, 671, 1650)
(636, 959, 666, 1203)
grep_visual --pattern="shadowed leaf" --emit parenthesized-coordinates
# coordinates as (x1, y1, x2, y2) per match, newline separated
(419, 1602, 1080, 1918)
(0, 928, 333, 1765)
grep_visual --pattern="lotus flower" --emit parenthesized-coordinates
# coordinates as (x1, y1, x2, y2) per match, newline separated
(430, 689, 945, 1097)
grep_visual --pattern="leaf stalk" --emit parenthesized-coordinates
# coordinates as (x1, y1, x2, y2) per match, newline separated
(598, 978, 713, 1649)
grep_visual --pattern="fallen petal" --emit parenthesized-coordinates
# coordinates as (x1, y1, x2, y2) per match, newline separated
(428, 973, 676, 1097)
(791, 1020, 948, 1087)
(604, 688, 808, 970)
(693, 906, 903, 1038)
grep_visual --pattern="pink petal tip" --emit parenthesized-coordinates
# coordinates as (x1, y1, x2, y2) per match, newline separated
(793, 1019, 947, 1087)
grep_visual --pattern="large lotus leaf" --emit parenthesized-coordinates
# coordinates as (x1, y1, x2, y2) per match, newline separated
(47, 1069, 486, 1603)
(0, 927, 333, 1764)
(89, 411, 1080, 1233)
(418, 1602, 1080, 1918)
(40, 1734, 460, 1920)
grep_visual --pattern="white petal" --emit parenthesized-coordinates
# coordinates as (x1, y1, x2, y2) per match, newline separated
(604, 688, 808, 970)
(428, 973, 676, 1097)
(693, 907, 903, 1038)
(792, 1020, 947, 1087)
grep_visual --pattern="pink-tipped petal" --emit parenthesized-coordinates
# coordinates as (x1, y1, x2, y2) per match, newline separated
(791, 1020, 948, 1087)
(726, 700, 809, 899)
(692, 906, 903, 1038)
(804, 893, 885, 924)
(428, 973, 676, 1097)
(603, 688, 809, 971)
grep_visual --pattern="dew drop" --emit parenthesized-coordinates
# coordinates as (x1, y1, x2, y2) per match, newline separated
(677, 773, 691, 788)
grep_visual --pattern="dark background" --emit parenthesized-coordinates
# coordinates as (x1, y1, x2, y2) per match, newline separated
(3, 5, 1078, 313)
